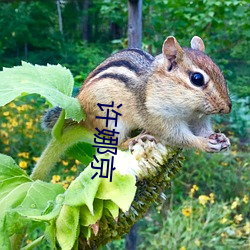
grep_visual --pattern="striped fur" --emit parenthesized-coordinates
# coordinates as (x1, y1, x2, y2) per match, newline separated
(76, 36, 232, 152)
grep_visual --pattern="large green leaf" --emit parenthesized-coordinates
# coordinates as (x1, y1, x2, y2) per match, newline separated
(64, 153, 136, 216)
(0, 154, 30, 181)
(0, 176, 32, 201)
(66, 142, 96, 166)
(103, 200, 119, 219)
(56, 205, 80, 250)
(79, 199, 103, 227)
(64, 166, 101, 214)
(0, 154, 65, 248)
(21, 181, 64, 209)
(0, 62, 84, 121)
(96, 169, 136, 212)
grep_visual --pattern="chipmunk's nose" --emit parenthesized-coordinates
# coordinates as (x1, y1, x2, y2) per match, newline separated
(219, 101, 232, 114)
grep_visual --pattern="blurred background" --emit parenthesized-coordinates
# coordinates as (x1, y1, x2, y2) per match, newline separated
(0, 0, 249, 249)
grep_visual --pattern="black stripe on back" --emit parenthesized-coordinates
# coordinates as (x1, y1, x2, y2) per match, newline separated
(96, 73, 130, 85)
(91, 60, 140, 79)
(125, 48, 154, 62)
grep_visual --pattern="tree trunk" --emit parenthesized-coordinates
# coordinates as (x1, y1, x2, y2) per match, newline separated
(125, 223, 137, 250)
(128, 0, 142, 48)
(56, 0, 63, 36)
(82, 0, 89, 41)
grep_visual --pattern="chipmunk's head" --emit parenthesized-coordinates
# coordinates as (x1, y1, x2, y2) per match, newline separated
(158, 36, 232, 115)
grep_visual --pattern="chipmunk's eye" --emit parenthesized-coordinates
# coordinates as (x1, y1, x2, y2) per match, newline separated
(190, 72, 204, 87)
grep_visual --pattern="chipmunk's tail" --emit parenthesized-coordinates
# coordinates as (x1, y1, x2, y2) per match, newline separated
(41, 106, 62, 130)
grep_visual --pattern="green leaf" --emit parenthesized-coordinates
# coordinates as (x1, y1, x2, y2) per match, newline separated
(45, 220, 56, 249)
(0, 154, 30, 181)
(79, 199, 103, 226)
(0, 231, 10, 250)
(27, 200, 63, 222)
(96, 170, 136, 212)
(0, 181, 64, 239)
(0, 154, 65, 243)
(0, 182, 32, 217)
(80, 226, 92, 240)
(65, 153, 137, 214)
(4, 210, 31, 237)
(56, 205, 80, 250)
(66, 142, 96, 166)
(0, 176, 32, 201)
(0, 62, 84, 122)
(20, 181, 64, 213)
(64, 166, 101, 214)
(103, 200, 119, 219)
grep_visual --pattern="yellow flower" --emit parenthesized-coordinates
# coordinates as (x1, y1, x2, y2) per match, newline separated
(51, 175, 61, 183)
(221, 162, 228, 167)
(243, 195, 248, 204)
(3, 111, 9, 116)
(220, 217, 228, 224)
(234, 214, 243, 224)
(4, 147, 10, 152)
(195, 150, 200, 155)
(63, 182, 69, 189)
(182, 207, 192, 217)
(19, 161, 28, 169)
(26, 121, 33, 129)
(18, 152, 30, 159)
(17, 105, 31, 112)
(71, 165, 77, 172)
(232, 150, 237, 156)
(75, 159, 81, 165)
(179, 247, 186, 250)
(244, 221, 250, 234)
(3, 138, 9, 145)
(194, 238, 201, 247)
(9, 102, 16, 108)
(11, 119, 18, 127)
(32, 157, 39, 162)
(231, 198, 240, 209)
(66, 176, 75, 182)
(209, 193, 215, 204)
(198, 195, 210, 206)
(62, 160, 69, 166)
(0, 130, 8, 138)
(189, 184, 199, 198)
(236, 229, 243, 237)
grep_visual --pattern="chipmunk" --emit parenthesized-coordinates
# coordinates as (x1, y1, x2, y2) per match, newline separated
(43, 36, 232, 153)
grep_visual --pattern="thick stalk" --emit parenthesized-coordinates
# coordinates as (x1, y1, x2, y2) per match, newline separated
(30, 125, 94, 181)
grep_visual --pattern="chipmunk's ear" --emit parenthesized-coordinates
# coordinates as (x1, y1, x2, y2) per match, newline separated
(191, 36, 205, 52)
(162, 36, 184, 63)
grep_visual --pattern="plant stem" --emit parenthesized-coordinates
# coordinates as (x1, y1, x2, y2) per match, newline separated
(30, 125, 94, 181)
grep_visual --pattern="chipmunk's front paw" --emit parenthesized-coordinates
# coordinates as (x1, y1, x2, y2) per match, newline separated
(129, 134, 156, 152)
(206, 133, 230, 152)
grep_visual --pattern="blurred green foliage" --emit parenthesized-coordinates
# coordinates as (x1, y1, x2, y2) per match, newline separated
(0, 0, 249, 97)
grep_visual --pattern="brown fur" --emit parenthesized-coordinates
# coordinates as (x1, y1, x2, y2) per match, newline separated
(77, 36, 231, 152)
